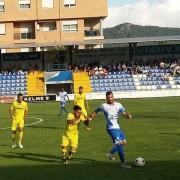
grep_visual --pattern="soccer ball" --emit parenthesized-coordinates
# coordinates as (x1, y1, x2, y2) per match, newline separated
(135, 157, 145, 167)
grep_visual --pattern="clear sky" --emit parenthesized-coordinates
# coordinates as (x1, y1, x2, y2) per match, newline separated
(109, 0, 136, 6)
(104, 0, 180, 28)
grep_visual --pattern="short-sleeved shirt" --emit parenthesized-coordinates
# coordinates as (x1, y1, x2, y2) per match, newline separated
(65, 113, 85, 132)
(59, 91, 68, 102)
(10, 100, 28, 121)
(95, 102, 125, 130)
(74, 93, 86, 109)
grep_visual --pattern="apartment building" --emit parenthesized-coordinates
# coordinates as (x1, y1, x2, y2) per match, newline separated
(0, 0, 108, 53)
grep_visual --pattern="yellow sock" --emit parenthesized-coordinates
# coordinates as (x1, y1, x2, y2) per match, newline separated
(19, 131, 23, 144)
(61, 146, 67, 159)
(69, 147, 76, 157)
(12, 133, 16, 143)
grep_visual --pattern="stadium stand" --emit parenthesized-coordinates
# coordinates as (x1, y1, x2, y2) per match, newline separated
(174, 76, 180, 88)
(0, 72, 27, 96)
(89, 65, 180, 92)
(90, 71, 136, 92)
(0, 62, 179, 96)
(136, 68, 172, 90)
(73, 72, 92, 93)
(27, 71, 45, 96)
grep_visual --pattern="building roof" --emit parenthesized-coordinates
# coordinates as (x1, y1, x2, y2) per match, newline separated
(1, 35, 180, 49)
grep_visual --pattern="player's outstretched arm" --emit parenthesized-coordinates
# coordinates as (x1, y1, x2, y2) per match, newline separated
(24, 109, 28, 121)
(9, 108, 13, 120)
(74, 94, 77, 105)
(122, 112, 132, 119)
(86, 107, 101, 130)
(9, 102, 15, 120)
(88, 111, 97, 121)
(86, 99, 89, 110)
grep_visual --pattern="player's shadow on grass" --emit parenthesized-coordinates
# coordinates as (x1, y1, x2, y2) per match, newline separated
(0, 144, 9, 147)
(27, 126, 62, 130)
(0, 152, 97, 164)
(160, 132, 180, 136)
(0, 160, 180, 180)
(0, 152, 59, 163)
(29, 113, 67, 117)
(135, 114, 180, 120)
(28, 113, 56, 116)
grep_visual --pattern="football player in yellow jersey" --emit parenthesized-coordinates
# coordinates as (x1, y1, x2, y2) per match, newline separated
(61, 105, 89, 165)
(74, 86, 89, 118)
(9, 93, 28, 149)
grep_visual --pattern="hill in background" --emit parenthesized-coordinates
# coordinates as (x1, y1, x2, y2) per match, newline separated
(103, 23, 180, 39)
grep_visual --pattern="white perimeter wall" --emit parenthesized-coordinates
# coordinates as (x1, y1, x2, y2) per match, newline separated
(62, 89, 180, 101)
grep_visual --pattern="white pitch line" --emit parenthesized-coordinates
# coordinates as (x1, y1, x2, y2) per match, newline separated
(0, 116, 44, 130)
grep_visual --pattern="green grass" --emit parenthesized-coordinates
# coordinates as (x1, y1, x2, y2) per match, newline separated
(0, 97, 180, 180)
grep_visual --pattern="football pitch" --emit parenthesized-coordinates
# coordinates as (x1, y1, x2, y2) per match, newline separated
(0, 97, 180, 180)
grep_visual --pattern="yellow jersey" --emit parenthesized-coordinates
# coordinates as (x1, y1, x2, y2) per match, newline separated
(65, 113, 85, 132)
(74, 93, 86, 109)
(10, 100, 28, 121)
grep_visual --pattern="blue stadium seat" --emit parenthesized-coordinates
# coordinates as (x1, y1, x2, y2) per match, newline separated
(0, 72, 28, 95)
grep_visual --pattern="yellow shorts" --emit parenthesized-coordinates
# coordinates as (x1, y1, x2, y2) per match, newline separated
(11, 120, 24, 131)
(61, 131, 79, 148)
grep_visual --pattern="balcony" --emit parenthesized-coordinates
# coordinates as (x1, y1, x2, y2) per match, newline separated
(84, 30, 100, 37)
(14, 32, 35, 40)
(84, 29, 104, 40)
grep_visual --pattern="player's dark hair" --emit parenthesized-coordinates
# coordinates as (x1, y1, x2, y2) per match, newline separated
(73, 105, 82, 111)
(17, 93, 23, 97)
(79, 86, 83, 89)
(106, 91, 113, 96)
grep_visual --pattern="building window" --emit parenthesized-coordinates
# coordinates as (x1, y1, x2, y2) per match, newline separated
(39, 21, 56, 31)
(21, 48, 33, 52)
(1, 49, 7, 53)
(62, 20, 78, 32)
(19, 0, 31, 9)
(0, 23, 6, 35)
(14, 23, 35, 40)
(0, 1, 5, 12)
(42, 0, 53, 8)
(64, 0, 75, 7)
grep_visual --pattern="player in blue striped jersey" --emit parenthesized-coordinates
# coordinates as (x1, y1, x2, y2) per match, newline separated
(88, 91, 132, 168)
(58, 88, 70, 116)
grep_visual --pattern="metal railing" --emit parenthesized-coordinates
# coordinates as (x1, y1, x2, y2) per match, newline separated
(14, 32, 35, 40)
(84, 30, 101, 37)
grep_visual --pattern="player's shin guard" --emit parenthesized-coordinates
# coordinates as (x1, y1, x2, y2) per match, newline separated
(19, 130, 23, 144)
(68, 147, 76, 160)
(61, 146, 67, 159)
(12, 132, 16, 143)
(61, 146, 68, 164)
(116, 144, 125, 163)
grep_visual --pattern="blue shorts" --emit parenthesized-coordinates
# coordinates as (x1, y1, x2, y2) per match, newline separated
(107, 129, 126, 145)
